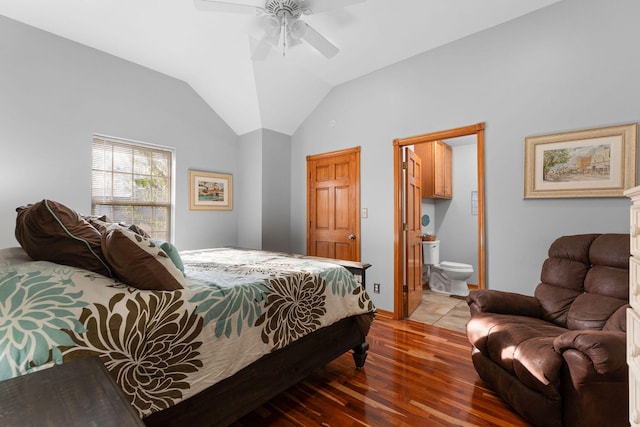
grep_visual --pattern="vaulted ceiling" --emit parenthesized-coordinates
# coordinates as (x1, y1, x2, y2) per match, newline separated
(0, 0, 562, 135)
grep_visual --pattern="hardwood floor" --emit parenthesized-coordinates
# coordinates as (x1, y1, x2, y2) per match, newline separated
(233, 312, 529, 427)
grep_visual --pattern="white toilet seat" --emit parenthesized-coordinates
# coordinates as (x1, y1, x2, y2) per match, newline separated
(435, 261, 473, 272)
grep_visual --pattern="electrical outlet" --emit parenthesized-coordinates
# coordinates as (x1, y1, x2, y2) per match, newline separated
(373, 283, 380, 294)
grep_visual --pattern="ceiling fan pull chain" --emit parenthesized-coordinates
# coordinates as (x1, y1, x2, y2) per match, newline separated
(282, 15, 287, 56)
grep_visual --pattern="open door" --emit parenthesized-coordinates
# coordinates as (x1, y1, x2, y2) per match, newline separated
(393, 122, 486, 320)
(404, 147, 423, 316)
(307, 147, 361, 261)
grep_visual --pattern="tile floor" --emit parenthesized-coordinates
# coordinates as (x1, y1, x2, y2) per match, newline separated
(407, 289, 471, 333)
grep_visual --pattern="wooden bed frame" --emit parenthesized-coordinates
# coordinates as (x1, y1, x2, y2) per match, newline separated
(143, 315, 371, 427)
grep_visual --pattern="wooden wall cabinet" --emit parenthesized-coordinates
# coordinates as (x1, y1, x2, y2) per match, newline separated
(414, 140, 452, 199)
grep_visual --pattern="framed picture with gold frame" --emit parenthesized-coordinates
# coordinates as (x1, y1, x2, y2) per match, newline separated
(189, 170, 233, 210)
(524, 123, 637, 198)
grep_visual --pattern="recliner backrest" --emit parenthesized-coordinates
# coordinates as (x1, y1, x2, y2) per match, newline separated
(534, 233, 629, 330)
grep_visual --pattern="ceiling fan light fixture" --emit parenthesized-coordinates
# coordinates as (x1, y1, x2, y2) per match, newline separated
(288, 18, 307, 40)
(262, 16, 282, 39)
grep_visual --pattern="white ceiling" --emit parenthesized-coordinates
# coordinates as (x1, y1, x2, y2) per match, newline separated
(0, 0, 562, 136)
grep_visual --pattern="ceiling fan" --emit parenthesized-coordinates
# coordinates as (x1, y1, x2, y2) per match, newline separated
(193, 0, 367, 60)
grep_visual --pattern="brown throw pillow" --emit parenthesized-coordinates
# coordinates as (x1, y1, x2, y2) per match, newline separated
(15, 200, 112, 277)
(101, 226, 184, 291)
(84, 215, 151, 238)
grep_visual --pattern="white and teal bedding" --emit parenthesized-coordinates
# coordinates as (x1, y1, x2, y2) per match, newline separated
(0, 246, 374, 417)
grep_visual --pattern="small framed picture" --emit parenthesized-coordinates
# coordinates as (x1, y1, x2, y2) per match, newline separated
(524, 123, 637, 198)
(189, 170, 233, 211)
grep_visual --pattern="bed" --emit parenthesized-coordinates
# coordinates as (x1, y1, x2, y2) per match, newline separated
(2, 200, 375, 426)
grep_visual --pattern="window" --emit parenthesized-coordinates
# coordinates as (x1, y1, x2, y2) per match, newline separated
(91, 135, 173, 241)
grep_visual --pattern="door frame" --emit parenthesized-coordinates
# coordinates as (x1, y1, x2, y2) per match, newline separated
(392, 123, 486, 319)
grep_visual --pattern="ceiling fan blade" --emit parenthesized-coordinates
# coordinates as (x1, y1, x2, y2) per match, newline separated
(300, 0, 367, 14)
(193, 0, 265, 15)
(300, 22, 338, 58)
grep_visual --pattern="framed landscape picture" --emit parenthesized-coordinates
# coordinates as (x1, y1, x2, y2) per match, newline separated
(524, 123, 637, 198)
(189, 170, 233, 210)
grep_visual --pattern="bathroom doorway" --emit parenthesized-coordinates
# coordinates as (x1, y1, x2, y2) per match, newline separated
(392, 123, 486, 319)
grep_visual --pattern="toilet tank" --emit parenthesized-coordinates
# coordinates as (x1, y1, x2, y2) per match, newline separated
(422, 240, 440, 265)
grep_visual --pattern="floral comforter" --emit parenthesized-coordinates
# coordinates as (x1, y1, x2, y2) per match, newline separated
(0, 247, 374, 417)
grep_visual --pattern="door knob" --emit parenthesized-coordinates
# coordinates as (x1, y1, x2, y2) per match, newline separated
(348, 234, 356, 240)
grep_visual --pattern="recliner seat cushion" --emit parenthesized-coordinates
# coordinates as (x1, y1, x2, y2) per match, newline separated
(471, 348, 563, 427)
(467, 313, 566, 399)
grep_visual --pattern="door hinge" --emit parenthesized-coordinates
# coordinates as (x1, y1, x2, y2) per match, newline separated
(402, 223, 408, 231)
(402, 161, 408, 170)
(402, 285, 409, 292)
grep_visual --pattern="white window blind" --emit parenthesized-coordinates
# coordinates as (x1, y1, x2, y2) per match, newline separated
(91, 135, 173, 241)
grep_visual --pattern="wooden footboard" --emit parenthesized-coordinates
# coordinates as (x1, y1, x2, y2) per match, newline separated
(143, 315, 370, 427)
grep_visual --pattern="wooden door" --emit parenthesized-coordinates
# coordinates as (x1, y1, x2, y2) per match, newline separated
(405, 147, 423, 316)
(307, 147, 360, 261)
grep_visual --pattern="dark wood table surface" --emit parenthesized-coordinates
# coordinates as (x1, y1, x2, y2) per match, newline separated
(0, 356, 145, 426)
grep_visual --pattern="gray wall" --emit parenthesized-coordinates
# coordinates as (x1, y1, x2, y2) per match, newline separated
(237, 130, 263, 249)
(0, 15, 239, 250)
(291, 0, 640, 311)
(236, 129, 292, 252)
(262, 129, 291, 253)
(1, 15, 292, 256)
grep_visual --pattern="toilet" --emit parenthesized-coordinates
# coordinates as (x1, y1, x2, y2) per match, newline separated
(422, 240, 472, 296)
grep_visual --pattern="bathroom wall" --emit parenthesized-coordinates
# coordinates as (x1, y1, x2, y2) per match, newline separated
(421, 143, 478, 287)
(421, 200, 436, 236)
(435, 144, 478, 286)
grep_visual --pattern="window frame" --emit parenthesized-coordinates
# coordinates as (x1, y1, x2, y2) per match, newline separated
(91, 134, 176, 242)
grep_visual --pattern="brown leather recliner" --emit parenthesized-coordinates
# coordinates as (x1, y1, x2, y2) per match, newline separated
(466, 234, 629, 427)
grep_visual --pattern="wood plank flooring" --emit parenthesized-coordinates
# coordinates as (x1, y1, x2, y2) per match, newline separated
(233, 312, 529, 427)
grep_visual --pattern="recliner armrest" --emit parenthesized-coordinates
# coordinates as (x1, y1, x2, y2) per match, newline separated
(466, 289, 542, 317)
(553, 330, 626, 374)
